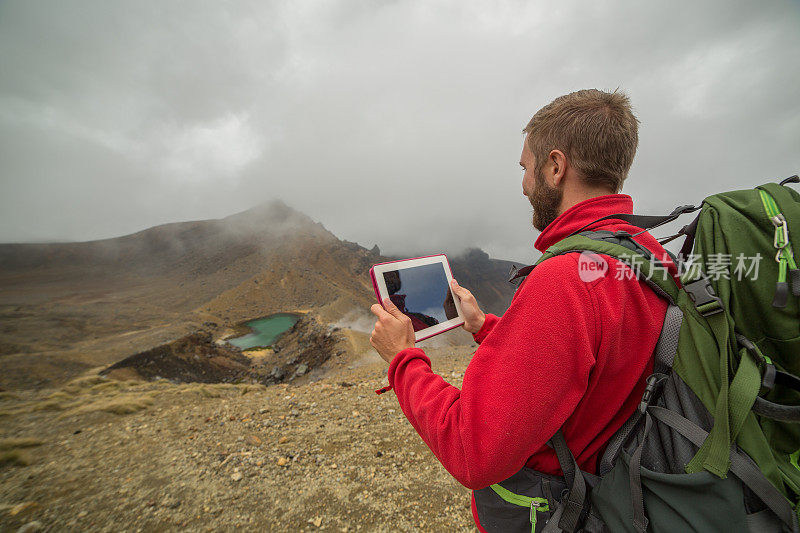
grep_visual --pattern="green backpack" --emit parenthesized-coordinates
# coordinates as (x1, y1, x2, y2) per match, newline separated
(474, 177, 800, 532)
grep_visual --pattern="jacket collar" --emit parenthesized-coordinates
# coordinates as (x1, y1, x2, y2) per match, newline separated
(534, 194, 634, 253)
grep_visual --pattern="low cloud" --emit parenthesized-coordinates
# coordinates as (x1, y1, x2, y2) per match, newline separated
(1, 0, 798, 262)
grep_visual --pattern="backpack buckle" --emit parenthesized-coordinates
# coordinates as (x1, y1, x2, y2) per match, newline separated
(508, 264, 534, 285)
(639, 374, 667, 413)
(683, 275, 723, 316)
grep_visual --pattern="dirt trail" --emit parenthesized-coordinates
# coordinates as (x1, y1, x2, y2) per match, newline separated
(0, 345, 477, 532)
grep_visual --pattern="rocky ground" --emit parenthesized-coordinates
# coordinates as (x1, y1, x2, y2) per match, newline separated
(0, 346, 478, 532)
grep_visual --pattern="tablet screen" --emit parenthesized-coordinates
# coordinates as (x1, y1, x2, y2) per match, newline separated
(382, 263, 459, 332)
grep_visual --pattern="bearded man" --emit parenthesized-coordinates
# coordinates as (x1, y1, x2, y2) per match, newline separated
(370, 89, 678, 531)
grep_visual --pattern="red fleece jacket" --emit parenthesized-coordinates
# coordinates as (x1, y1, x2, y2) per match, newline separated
(386, 194, 679, 491)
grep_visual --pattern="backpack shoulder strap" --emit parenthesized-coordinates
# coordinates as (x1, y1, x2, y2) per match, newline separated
(536, 231, 681, 304)
(567, 205, 700, 237)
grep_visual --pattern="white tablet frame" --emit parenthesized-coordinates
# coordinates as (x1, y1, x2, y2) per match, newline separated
(370, 254, 465, 342)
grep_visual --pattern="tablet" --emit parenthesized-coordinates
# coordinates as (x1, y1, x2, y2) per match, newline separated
(370, 254, 465, 342)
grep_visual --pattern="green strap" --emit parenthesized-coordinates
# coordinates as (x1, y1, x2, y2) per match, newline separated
(727, 347, 762, 443)
(538, 234, 681, 302)
(687, 332, 761, 477)
(687, 308, 734, 476)
(490, 484, 550, 532)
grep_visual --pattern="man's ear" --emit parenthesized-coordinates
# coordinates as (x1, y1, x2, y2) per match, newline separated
(549, 150, 568, 187)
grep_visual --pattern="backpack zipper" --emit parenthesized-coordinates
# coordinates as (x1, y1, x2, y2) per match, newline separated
(759, 189, 798, 307)
(529, 498, 549, 532)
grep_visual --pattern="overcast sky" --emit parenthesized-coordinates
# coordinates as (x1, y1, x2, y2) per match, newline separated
(1, 1, 798, 263)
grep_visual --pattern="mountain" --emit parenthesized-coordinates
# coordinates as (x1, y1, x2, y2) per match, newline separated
(0, 201, 521, 389)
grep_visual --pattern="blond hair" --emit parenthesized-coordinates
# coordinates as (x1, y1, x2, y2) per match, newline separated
(523, 89, 639, 193)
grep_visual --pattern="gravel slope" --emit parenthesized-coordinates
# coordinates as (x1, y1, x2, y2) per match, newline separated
(0, 347, 478, 532)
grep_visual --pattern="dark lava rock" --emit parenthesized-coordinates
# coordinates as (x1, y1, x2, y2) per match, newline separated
(101, 331, 251, 384)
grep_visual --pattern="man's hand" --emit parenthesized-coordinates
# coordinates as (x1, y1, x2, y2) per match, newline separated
(450, 279, 485, 334)
(370, 299, 416, 363)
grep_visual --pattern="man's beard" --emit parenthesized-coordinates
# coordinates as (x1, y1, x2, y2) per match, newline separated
(528, 170, 563, 232)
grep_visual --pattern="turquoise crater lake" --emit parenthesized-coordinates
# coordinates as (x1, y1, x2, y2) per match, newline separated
(227, 313, 300, 350)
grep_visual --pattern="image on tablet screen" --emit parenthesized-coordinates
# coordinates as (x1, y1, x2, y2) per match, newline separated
(382, 263, 458, 332)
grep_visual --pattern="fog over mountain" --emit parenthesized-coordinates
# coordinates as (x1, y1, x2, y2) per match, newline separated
(1, 1, 798, 263)
(0, 200, 520, 389)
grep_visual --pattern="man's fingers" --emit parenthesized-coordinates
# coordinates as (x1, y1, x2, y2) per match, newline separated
(382, 298, 407, 321)
(371, 303, 390, 319)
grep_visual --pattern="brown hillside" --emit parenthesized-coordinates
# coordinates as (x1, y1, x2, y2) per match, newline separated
(0, 201, 519, 390)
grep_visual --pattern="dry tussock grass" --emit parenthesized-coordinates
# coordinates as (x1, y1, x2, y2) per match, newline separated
(62, 375, 108, 394)
(0, 392, 20, 401)
(200, 387, 224, 398)
(179, 384, 221, 398)
(89, 381, 125, 393)
(0, 438, 44, 451)
(25, 377, 157, 416)
(32, 399, 74, 412)
(177, 382, 263, 398)
(11, 372, 268, 419)
(210, 383, 239, 390)
(238, 384, 265, 395)
(46, 391, 73, 401)
(71, 393, 155, 416)
(0, 449, 31, 467)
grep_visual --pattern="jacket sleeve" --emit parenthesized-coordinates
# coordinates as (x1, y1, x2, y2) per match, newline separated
(387, 254, 598, 489)
(472, 313, 500, 344)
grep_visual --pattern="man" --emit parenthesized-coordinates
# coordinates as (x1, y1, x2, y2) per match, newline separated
(369, 89, 677, 530)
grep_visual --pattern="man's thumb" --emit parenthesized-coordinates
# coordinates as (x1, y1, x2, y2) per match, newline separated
(450, 279, 465, 296)
(382, 298, 405, 319)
